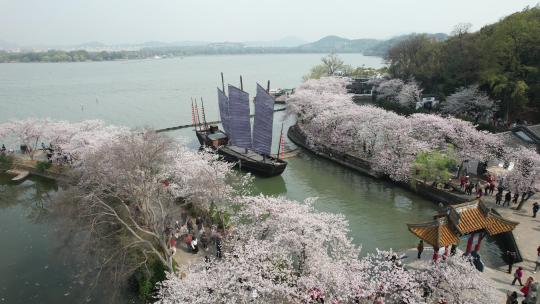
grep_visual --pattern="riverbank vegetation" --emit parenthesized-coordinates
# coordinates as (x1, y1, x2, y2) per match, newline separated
(287, 77, 540, 195)
(0, 49, 140, 63)
(385, 5, 540, 123)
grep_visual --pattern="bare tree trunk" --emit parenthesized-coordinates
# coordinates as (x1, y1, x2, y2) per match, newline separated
(516, 192, 534, 210)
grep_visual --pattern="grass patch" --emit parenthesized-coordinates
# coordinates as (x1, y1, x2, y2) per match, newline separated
(36, 161, 52, 172)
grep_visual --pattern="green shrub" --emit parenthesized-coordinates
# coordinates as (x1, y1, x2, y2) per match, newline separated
(132, 258, 167, 303)
(0, 154, 14, 171)
(414, 146, 458, 183)
(36, 161, 52, 172)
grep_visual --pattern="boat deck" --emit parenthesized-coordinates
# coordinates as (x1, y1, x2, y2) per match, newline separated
(226, 146, 279, 164)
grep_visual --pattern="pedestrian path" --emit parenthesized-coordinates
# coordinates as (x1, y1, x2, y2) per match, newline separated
(481, 193, 540, 298)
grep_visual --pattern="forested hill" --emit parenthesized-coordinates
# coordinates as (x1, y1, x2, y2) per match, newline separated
(385, 5, 540, 123)
(0, 33, 446, 63)
(296, 33, 447, 55)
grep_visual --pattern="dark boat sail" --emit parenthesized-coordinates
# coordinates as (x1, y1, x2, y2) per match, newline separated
(194, 82, 287, 177)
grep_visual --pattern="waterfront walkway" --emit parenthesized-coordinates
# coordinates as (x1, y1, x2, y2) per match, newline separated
(483, 193, 540, 298)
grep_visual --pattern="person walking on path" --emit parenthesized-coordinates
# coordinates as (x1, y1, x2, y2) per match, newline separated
(476, 187, 483, 198)
(521, 277, 534, 298)
(417, 240, 424, 259)
(216, 237, 222, 259)
(504, 192, 512, 207)
(186, 218, 194, 234)
(488, 183, 495, 195)
(512, 267, 524, 286)
(466, 183, 474, 196)
(533, 202, 539, 218)
(196, 216, 204, 231)
(506, 251, 517, 274)
(496, 192, 503, 205)
(170, 237, 177, 255)
(512, 193, 519, 205)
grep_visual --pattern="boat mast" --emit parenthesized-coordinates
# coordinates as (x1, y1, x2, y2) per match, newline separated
(191, 99, 196, 129)
(193, 97, 202, 131)
(277, 122, 284, 160)
(221, 72, 226, 95)
(200, 97, 208, 130)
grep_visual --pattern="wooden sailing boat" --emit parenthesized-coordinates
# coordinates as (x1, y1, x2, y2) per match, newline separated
(194, 75, 287, 177)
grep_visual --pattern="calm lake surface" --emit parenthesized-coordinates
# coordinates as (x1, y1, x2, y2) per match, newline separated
(0, 54, 503, 303)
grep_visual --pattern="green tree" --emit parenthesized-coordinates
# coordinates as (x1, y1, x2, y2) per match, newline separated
(414, 148, 458, 184)
(386, 34, 442, 91)
(304, 54, 351, 80)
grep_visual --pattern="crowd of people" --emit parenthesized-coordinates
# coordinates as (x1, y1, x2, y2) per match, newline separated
(456, 174, 534, 209)
(167, 213, 223, 260)
(0, 142, 74, 166)
(503, 246, 540, 303)
(41, 142, 73, 165)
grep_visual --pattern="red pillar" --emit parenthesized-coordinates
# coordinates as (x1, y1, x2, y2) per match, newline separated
(465, 232, 475, 255)
(432, 247, 439, 262)
(474, 232, 486, 252)
(444, 246, 449, 257)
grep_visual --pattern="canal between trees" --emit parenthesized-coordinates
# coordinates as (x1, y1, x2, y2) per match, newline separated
(0, 54, 503, 303)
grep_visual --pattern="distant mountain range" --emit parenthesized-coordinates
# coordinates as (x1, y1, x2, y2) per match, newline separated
(0, 33, 448, 58)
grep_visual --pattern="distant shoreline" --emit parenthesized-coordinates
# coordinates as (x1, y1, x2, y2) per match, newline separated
(2, 33, 447, 63)
(0, 50, 381, 64)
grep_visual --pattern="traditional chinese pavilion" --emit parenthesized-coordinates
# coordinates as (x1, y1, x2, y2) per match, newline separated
(407, 199, 518, 259)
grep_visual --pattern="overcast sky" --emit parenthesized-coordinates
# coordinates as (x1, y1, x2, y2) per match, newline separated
(1, 0, 538, 45)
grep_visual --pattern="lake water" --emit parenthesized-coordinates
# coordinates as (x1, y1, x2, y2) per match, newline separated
(0, 54, 503, 303)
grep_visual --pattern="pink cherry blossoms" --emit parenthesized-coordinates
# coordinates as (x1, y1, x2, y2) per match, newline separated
(287, 77, 540, 191)
(156, 195, 499, 304)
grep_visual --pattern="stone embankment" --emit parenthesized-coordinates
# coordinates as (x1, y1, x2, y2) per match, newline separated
(288, 124, 469, 205)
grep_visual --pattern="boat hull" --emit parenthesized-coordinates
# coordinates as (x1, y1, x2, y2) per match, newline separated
(195, 128, 287, 177)
(217, 146, 287, 177)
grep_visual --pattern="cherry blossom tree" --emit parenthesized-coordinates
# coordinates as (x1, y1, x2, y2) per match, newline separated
(157, 196, 500, 304)
(296, 76, 349, 95)
(397, 80, 423, 109)
(418, 254, 499, 303)
(374, 78, 404, 101)
(441, 85, 499, 122)
(501, 147, 540, 209)
(0, 118, 130, 162)
(75, 129, 239, 275)
(287, 77, 539, 189)
(0, 118, 52, 159)
(157, 195, 364, 303)
(161, 146, 251, 210)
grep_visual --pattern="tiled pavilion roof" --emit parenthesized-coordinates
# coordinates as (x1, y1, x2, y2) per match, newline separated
(407, 200, 519, 247)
